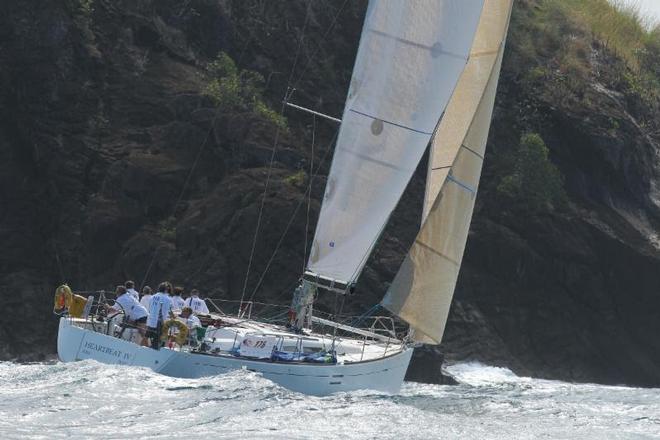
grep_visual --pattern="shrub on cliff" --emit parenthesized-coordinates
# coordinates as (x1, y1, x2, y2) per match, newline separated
(204, 52, 287, 131)
(507, 0, 659, 125)
(496, 133, 567, 213)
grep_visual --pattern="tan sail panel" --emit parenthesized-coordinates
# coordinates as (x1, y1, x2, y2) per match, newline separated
(382, 0, 513, 344)
(423, 0, 514, 220)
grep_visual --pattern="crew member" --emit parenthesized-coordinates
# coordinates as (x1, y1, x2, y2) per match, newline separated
(171, 286, 185, 312)
(179, 306, 202, 346)
(125, 280, 139, 301)
(179, 306, 201, 329)
(146, 282, 173, 350)
(109, 285, 149, 346)
(140, 286, 153, 309)
(288, 280, 315, 333)
(184, 289, 209, 314)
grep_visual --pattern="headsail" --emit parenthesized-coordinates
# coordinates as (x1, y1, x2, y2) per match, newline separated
(307, 0, 485, 285)
(381, 0, 514, 344)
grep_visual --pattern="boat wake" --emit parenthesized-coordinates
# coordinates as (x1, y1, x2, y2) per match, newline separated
(2, 361, 659, 439)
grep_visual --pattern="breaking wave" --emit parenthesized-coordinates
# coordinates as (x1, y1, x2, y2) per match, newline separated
(2, 361, 659, 439)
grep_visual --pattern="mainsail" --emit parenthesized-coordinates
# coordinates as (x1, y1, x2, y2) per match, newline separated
(307, 0, 485, 285)
(381, 0, 514, 343)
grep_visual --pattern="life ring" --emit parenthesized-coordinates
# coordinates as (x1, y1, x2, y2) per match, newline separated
(161, 319, 189, 346)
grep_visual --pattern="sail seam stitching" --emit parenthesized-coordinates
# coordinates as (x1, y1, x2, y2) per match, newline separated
(337, 147, 403, 171)
(447, 174, 476, 195)
(469, 48, 500, 58)
(414, 240, 460, 266)
(461, 143, 485, 160)
(349, 109, 433, 135)
(431, 165, 452, 171)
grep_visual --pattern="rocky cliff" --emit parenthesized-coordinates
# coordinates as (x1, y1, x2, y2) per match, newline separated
(1, 0, 660, 387)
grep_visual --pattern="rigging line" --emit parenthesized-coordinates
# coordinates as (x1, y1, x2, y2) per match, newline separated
(247, 129, 338, 302)
(245, 0, 348, 302)
(285, 1, 314, 92)
(303, 114, 316, 271)
(330, 291, 347, 351)
(240, 3, 313, 305)
(53, 242, 66, 283)
(139, 104, 223, 291)
(290, 0, 351, 92)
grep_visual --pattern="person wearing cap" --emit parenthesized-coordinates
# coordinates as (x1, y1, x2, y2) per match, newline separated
(183, 289, 209, 315)
(146, 282, 173, 349)
(125, 280, 139, 301)
(108, 285, 149, 346)
(139, 285, 153, 309)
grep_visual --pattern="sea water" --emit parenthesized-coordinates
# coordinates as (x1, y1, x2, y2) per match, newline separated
(2, 361, 659, 439)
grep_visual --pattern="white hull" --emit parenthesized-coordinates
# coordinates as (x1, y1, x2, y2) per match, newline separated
(57, 318, 413, 395)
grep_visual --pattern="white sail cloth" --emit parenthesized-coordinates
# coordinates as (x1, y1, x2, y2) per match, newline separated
(307, 0, 485, 284)
(381, 0, 514, 344)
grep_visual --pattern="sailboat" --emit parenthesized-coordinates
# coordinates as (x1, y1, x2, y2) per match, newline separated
(56, 0, 513, 396)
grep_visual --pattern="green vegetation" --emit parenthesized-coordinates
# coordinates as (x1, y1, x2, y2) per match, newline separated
(508, 0, 660, 115)
(547, 0, 656, 70)
(284, 170, 306, 187)
(204, 52, 287, 131)
(496, 133, 567, 213)
(79, 0, 94, 16)
(157, 216, 177, 242)
(64, 0, 94, 18)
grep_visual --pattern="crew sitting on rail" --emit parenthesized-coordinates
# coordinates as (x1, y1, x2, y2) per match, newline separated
(125, 280, 139, 301)
(146, 282, 174, 350)
(171, 286, 185, 312)
(108, 285, 149, 346)
(184, 289, 209, 315)
(139, 285, 152, 309)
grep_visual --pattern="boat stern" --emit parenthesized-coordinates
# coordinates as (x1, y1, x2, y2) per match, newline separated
(57, 317, 85, 362)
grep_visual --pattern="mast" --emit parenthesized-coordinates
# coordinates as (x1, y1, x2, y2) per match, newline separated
(381, 0, 515, 344)
(304, 0, 486, 290)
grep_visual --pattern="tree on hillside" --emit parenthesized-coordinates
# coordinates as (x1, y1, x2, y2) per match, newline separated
(496, 133, 567, 213)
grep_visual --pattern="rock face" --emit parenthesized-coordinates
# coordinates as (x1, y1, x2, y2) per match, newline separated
(1, 0, 660, 386)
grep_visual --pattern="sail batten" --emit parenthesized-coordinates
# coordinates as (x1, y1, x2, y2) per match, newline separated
(307, 0, 486, 284)
(381, 0, 514, 344)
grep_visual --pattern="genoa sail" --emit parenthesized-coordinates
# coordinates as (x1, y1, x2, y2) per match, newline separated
(381, 0, 514, 344)
(307, 0, 485, 285)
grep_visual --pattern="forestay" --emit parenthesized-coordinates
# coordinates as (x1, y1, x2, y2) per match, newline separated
(381, 0, 514, 344)
(307, 0, 485, 284)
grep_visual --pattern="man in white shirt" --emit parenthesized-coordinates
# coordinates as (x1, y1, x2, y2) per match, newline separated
(184, 289, 209, 315)
(171, 286, 185, 311)
(140, 286, 153, 309)
(180, 306, 202, 329)
(109, 285, 149, 346)
(179, 306, 202, 346)
(125, 280, 139, 301)
(146, 282, 173, 349)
